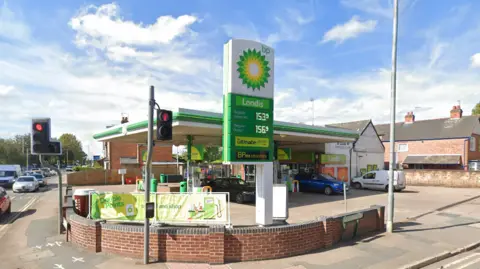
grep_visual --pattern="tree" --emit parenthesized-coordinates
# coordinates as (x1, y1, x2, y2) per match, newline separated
(59, 133, 86, 165)
(472, 102, 480, 116)
(203, 146, 222, 163)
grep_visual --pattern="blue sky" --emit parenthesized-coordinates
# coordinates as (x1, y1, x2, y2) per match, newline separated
(0, 0, 479, 155)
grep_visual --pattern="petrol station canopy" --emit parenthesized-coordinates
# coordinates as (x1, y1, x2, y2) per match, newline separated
(93, 108, 359, 148)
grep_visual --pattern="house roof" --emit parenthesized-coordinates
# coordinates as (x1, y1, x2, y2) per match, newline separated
(325, 120, 371, 133)
(375, 116, 480, 141)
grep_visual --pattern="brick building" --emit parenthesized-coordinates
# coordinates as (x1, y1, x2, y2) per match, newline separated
(376, 105, 480, 170)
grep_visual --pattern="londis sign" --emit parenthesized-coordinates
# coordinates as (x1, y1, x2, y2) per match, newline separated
(222, 39, 275, 163)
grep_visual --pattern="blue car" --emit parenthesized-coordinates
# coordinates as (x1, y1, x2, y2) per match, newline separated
(295, 173, 349, 195)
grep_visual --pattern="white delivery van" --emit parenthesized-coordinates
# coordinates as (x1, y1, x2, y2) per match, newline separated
(351, 170, 406, 192)
(0, 165, 22, 188)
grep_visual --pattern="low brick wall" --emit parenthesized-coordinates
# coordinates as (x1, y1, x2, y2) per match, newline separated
(67, 206, 385, 264)
(67, 166, 179, 186)
(405, 170, 480, 188)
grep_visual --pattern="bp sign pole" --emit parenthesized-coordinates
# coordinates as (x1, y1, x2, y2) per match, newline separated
(222, 39, 275, 226)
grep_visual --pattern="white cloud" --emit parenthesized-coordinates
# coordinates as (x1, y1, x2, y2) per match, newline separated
(322, 16, 377, 44)
(70, 3, 197, 48)
(0, 85, 14, 95)
(471, 53, 480, 68)
(0, 3, 222, 156)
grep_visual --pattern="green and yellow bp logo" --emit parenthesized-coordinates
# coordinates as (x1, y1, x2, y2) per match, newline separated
(237, 48, 271, 90)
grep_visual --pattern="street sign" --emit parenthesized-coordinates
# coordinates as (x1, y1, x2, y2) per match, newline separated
(93, 155, 100, 161)
(222, 39, 275, 163)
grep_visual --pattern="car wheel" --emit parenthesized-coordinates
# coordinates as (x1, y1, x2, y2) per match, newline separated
(353, 182, 362, 189)
(324, 187, 333, 196)
(6, 204, 11, 214)
(384, 185, 389, 192)
(235, 193, 244, 204)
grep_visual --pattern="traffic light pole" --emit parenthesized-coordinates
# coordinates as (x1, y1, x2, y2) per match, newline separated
(39, 156, 63, 234)
(144, 86, 155, 264)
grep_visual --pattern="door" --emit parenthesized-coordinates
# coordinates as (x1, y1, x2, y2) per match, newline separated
(368, 171, 384, 190)
(309, 177, 326, 192)
(362, 172, 376, 189)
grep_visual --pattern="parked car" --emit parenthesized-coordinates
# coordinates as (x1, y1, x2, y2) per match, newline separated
(32, 173, 46, 187)
(351, 170, 406, 192)
(41, 168, 53, 177)
(12, 176, 40, 193)
(0, 186, 11, 216)
(201, 177, 255, 204)
(295, 173, 349, 195)
(65, 166, 73, 172)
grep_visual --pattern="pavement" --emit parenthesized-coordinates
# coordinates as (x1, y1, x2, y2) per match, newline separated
(1, 182, 480, 269)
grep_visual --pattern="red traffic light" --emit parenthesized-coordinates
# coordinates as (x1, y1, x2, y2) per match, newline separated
(35, 123, 43, 132)
(161, 112, 170, 122)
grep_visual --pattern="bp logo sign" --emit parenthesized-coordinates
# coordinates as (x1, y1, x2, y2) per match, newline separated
(237, 48, 271, 91)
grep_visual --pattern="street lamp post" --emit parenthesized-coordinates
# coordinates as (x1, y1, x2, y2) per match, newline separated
(387, 0, 399, 234)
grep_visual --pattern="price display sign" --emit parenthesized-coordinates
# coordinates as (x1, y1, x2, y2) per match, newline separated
(222, 39, 275, 162)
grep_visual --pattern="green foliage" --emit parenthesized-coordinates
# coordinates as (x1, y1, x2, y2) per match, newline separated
(472, 102, 480, 116)
(73, 166, 102, 172)
(203, 146, 222, 163)
(59, 133, 86, 164)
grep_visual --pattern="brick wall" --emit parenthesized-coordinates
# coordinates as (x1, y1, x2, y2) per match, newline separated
(108, 142, 173, 170)
(67, 166, 179, 186)
(405, 170, 480, 187)
(468, 134, 480, 161)
(383, 139, 467, 166)
(66, 205, 385, 264)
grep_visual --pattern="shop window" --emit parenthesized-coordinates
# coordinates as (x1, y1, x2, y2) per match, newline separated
(398, 144, 408, 152)
(470, 137, 477, 152)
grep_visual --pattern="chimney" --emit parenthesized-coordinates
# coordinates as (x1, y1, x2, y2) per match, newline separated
(404, 111, 415, 123)
(121, 116, 129, 124)
(450, 105, 463, 119)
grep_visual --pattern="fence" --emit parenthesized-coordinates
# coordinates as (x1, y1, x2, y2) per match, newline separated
(67, 165, 179, 186)
(405, 169, 480, 188)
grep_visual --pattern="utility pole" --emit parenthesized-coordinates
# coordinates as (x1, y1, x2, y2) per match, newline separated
(144, 86, 154, 264)
(387, 0, 399, 234)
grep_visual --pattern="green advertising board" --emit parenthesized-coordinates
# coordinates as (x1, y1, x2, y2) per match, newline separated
(191, 145, 205, 161)
(222, 39, 275, 163)
(320, 154, 347, 165)
(90, 192, 156, 221)
(277, 148, 291, 160)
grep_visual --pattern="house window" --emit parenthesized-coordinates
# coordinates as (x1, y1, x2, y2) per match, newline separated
(470, 137, 477, 152)
(398, 144, 408, 152)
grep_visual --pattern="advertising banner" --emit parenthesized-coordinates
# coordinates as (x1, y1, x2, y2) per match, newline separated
(156, 193, 228, 224)
(277, 148, 291, 160)
(90, 192, 156, 221)
(190, 145, 205, 161)
(90, 192, 229, 225)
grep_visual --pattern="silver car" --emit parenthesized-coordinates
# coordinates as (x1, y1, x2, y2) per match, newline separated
(13, 176, 39, 193)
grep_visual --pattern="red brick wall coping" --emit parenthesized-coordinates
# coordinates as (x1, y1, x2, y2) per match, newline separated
(67, 205, 385, 264)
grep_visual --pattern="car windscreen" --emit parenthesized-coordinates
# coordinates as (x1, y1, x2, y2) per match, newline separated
(0, 171, 15, 177)
(320, 174, 336, 180)
(33, 174, 44, 179)
(17, 177, 35, 182)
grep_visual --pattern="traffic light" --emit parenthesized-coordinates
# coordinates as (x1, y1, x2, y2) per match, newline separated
(31, 118, 62, 155)
(156, 109, 172, 141)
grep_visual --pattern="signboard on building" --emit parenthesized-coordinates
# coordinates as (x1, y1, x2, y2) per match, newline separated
(320, 154, 347, 165)
(93, 155, 100, 161)
(222, 39, 275, 163)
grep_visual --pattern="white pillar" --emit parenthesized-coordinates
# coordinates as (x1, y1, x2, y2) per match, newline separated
(255, 162, 273, 226)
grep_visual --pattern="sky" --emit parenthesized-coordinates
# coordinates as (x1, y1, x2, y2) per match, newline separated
(1, 0, 479, 157)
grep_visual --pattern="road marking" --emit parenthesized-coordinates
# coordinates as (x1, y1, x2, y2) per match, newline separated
(53, 264, 65, 269)
(46, 243, 54, 247)
(439, 253, 480, 268)
(0, 196, 37, 232)
(72, 257, 84, 263)
(35, 245, 42, 249)
(455, 257, 480, 269)
(55, 241, 62, 246)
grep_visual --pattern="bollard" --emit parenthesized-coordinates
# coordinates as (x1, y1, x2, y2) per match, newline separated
(202, 186, 212, 193)
(292, 180, 300, 193)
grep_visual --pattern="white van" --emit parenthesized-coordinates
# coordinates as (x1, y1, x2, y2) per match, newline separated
(351, 170, 406, 192)
(0, 165, 22, 188)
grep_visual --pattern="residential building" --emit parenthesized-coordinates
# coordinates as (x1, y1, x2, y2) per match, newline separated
(376, 105, 480, 170)
(324, 120, 385, 180)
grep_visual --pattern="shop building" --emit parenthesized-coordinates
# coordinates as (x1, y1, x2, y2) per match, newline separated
(375, 105, 480, 170)
(323, 120, 385, 180)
